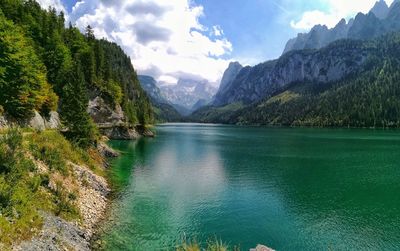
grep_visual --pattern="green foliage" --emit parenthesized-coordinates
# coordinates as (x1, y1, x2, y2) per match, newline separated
(0, 128, 43, 245)
(176, 237, 233, 251)
(0, 0, 154, 144)
(0, 129, 104, 246)
(60, 62, 99, 148)
(0, 11, 57, 118)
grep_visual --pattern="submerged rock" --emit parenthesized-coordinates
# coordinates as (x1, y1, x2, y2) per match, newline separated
(250, 244, 275, 251)
(97, 141, 120, 158)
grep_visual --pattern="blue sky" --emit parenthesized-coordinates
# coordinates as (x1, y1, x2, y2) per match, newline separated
(38, 0, 393, 85)
(195, 0, 323, 62)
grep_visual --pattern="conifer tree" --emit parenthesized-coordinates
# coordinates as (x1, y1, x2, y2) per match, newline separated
(60, 61, 98, 147)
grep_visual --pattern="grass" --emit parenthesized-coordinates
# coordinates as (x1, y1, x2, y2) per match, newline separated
(176, 237, 238, 251)
(0, 128, 105, 247)
(263, 91, 301, 106)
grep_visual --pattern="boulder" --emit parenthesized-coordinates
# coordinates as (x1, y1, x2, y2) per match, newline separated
(29, 111, 46, 131)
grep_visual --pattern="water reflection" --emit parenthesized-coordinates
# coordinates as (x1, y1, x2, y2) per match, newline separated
(101, 125, 400, 251)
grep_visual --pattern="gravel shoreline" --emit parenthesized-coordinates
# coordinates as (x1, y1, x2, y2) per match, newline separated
(13, 143, 116, 251)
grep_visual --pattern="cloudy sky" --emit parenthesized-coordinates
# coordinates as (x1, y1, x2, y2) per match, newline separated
(37, 0, 394, 86)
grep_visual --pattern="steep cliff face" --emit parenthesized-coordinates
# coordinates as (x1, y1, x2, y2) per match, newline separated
(213, 62, 243, 106)
(214, 40, 369, 106)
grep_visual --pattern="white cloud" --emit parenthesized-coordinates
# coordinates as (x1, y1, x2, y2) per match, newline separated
(64, 0, 232, 85)
(36, 0, 67, 15)
(291, 0, 395, 30)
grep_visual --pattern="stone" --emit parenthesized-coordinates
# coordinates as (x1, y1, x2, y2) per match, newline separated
(44, 111, 61, 129)
(250, 244, 275, 251)
(29, 111, 46, 131)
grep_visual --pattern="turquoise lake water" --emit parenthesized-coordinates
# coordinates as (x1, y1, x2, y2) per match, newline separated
(98, 124, 400, 250)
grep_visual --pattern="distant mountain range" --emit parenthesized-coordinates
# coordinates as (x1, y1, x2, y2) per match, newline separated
(138, 75, 217, 119)
(160, 78, 217, 115)
(190, 1, 400, 128)
(283, 0, 400, 54)
(138, 75, 182, 122)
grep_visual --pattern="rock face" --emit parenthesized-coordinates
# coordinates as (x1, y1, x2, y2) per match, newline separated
(283, 1, 400, 54)
(213, 41, 368, 106)
(213, 62, 243, 106)
(99, 125, 140, 140)
(88, 96, 125, 125)
(370, 0, 390, 19)
(0, 111, 61, 131)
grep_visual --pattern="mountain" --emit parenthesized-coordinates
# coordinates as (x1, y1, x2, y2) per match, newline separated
(138, 75, 182, 122)
(160, 78, 217, 114)
(283, 1, 400, 54)
(370, 0, 389, 19)
(138, 75, 168, 104)
(191, 32, 400, 127)
(212, 62, 243, 106)
(210, 1, 400, 109)
(212, 40, 367, 107)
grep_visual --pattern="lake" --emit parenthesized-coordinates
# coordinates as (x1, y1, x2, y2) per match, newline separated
(98, 124, 400, 250)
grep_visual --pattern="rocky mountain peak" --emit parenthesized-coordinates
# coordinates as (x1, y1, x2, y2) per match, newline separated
(370, 0, 390, 19)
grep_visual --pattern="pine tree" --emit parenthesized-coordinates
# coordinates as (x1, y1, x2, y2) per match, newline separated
(60, 61, 98, 148)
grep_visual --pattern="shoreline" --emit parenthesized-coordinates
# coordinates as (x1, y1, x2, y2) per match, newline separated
(11, 127, 153, 251)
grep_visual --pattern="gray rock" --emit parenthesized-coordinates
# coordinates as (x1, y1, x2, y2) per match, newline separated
(370, 0, 389, 19)
(44, 111, 61, 129)
(14, 213, 90, 251)
(0, 116, 7, 129)
(99, 125, 140, 140)
(29, 111, 46, 131)
(213, 62, 243, 106)
(88, 96, 125, 125)
(97, 141, 120, 158)
(250, 244, 275, 251)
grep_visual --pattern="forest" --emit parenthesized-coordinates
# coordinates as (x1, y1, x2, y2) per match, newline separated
(0, 0, 153, 146)
(192, 33, 400, 128)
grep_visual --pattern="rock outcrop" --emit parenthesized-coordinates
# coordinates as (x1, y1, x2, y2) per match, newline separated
(88, 96, 125, 125)
(0, 111, 61, 131)
(213, 62, 243, 106)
